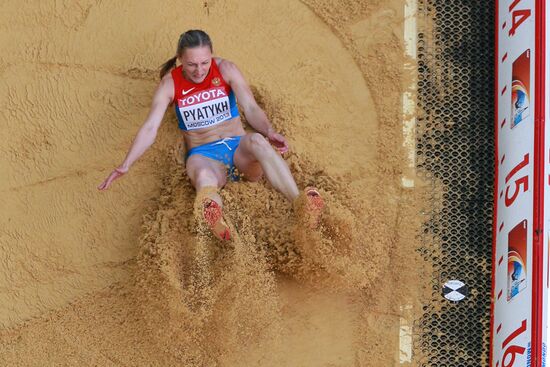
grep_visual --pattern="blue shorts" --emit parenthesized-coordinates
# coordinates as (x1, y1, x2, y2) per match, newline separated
(186, 136, 242, 180)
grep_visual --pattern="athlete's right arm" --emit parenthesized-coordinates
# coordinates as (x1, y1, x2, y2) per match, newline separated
(98, 75, 174, 191)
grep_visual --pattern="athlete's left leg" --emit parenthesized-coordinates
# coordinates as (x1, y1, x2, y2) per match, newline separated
(233, 133, 299, 200)
(233, 133, 324, 228)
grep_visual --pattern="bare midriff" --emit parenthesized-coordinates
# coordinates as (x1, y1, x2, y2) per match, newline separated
(183, 116, 247, 150)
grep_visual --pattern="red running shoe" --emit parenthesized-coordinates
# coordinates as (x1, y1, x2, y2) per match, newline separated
(203, 199, 231, 241)
(305, 187, 324, 229)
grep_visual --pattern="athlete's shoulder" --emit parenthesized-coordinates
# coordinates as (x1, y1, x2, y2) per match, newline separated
(216, 58, 241, 82)
(160, 71, 175, 88)
(158, 70, 175, 101)
(216, 58, 237, 70)
(161, 69, 175, 82)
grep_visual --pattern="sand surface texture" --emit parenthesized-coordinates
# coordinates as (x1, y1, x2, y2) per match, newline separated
(0, 1, 426, 366)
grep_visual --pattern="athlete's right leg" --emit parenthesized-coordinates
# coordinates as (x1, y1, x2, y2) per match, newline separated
(186, 154, 231, 240)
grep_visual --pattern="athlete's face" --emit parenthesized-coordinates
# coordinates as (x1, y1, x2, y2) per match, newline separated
(180, 46, 212, 84)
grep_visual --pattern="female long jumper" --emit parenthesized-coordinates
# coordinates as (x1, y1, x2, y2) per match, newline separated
(98, 30, 323, 241)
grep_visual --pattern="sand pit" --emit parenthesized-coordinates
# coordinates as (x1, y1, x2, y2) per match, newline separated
(0, 1, 427, 365)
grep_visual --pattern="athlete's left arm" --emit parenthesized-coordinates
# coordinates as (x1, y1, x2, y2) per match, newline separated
(220, 60, 289, 153)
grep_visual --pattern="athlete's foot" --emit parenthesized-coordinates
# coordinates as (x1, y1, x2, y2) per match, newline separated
(203, 199, 231, 241)
(304, 187, 324, 229)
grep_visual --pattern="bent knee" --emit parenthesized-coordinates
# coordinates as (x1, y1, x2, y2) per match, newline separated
(247, 133, 273, 155)
(190, 166, 226, 188)
(194, 167, 217, 181)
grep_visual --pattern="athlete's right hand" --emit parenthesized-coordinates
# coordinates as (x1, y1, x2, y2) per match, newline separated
(97, 166, 128, 191)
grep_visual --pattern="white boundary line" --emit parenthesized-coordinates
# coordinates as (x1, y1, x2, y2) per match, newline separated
(399, 0, 417, 364)
(401, 0, 418, 189)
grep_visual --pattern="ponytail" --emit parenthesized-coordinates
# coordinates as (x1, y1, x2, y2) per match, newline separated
(159, 56, 177, 80)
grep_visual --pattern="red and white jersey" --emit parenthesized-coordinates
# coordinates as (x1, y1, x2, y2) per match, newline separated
(171, 59, 240, 131)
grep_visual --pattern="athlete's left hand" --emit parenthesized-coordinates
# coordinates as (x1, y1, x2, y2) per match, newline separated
(267, 131, 289, 154)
